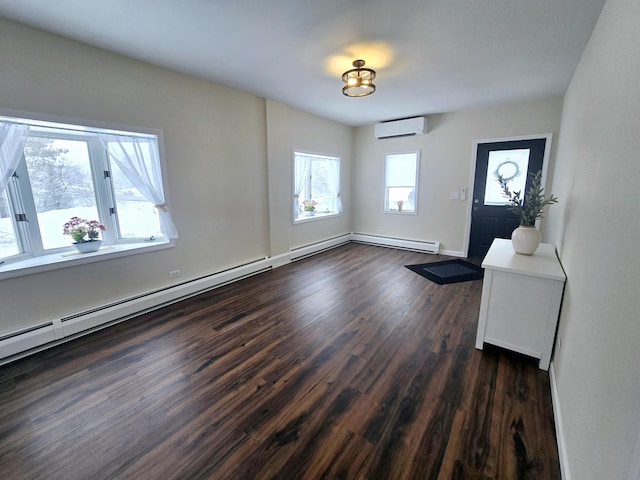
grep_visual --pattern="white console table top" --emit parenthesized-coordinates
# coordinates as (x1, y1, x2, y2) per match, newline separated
(481, 239, 566, 281)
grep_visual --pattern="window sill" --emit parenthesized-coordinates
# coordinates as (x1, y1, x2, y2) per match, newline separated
(294, 212, 340, 223)
(384, 209, 417, 215)
(0, 240, 174, 280)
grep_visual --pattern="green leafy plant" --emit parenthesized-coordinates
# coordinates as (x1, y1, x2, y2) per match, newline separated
(63, 216, 106, 243)
(302, 200, 317, 212)
(498, 170, 558, 226)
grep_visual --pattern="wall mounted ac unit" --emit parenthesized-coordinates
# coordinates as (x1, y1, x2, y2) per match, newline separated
(374, 116, 426, 139)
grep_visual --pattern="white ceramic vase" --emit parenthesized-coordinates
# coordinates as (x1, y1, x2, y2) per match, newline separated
(511, 226, 541, 255)
(74, 240, 102, 253)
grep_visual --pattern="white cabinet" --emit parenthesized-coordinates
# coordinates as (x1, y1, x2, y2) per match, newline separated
(475, 239, 566, 370)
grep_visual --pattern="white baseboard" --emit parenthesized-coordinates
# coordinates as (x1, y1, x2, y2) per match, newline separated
(550, 361, 571, 480)
(0, 233, 448, 364)
(351, 233, 440, 254)
(0, 257, 272, 365)
(269, 252, 291, 268)
(439, 249, 465, 257)
(0, 323, 58, 360)
(289, 234, 352, 261)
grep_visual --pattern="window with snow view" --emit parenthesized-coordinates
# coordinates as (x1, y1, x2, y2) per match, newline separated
(0, 114, 175, 265)
(293, 151, 341, 222)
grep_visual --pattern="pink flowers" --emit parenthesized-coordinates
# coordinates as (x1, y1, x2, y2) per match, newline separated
(63, 216, 106, 243)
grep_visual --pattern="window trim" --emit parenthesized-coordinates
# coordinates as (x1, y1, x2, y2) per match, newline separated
(383, 150, 420, 215)
(0, 240, 173, 280)
(292, 149, 342, 224)
(0, 108, 175, 276)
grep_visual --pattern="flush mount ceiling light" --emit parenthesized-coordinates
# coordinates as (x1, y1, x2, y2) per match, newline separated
(342, 59, 376, 97)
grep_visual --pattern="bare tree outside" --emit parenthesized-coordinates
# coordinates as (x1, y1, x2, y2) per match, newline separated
(23, 137, 100, 249)
(24, 137, 96, 212)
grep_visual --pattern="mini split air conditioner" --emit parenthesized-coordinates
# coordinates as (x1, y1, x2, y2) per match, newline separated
(374, 116, 426, 139)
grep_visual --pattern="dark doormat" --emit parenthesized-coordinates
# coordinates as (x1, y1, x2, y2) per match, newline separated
(405, 259, 484, 285)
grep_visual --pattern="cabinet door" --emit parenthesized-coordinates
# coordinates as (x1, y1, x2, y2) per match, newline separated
(483, 271, 556, 358)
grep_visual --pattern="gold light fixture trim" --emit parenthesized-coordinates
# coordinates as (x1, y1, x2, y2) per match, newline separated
(342, 59, 376, 97)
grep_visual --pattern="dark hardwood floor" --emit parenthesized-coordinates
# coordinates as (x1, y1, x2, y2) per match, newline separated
(0, 243, 560, 479)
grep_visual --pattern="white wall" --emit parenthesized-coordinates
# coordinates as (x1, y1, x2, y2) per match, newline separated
(0, 18, 349, 338)
(266, 100, 352, 257)
(547, 0, 640, 478)
(353, 98, 564, 255)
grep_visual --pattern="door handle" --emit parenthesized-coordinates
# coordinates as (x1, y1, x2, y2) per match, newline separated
(474, 198, 480, 204)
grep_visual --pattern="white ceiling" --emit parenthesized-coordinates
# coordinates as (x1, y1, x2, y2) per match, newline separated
(0, 0, 606, 126)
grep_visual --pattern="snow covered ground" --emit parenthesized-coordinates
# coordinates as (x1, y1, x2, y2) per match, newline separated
(0, 202, 162, 258)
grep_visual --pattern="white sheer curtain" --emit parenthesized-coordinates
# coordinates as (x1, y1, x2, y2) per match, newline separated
(327, 158, 342, 213)
(0, 122, 30, 196)
(293, 154, 311, 219)
(98, 134, 178, 239)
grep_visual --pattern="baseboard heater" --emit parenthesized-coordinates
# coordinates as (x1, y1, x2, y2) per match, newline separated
(289, 234, 352, 261)
(1, 234, 436, 364)
(0, 257, 272, 364)
(351, 233, 440, 254)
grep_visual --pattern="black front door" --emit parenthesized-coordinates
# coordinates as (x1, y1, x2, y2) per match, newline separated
(468, 137, 548, 258)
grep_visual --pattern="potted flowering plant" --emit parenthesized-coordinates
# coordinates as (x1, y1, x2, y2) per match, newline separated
(302, 199, 318, 216)
(397, 200, 404, 212)
(303, 200, 317, 211)
(63, 216, 106, 253)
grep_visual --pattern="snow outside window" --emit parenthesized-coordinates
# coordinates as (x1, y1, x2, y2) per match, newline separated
(294, 151, 341, 222)
(0, 114, 175, 267)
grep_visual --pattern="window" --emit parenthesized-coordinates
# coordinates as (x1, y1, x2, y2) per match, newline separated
(384, 151, 420, 213)
(0, 115, 177, 269)
(293, 151, 341, 221)
(483, 148, 530, 206)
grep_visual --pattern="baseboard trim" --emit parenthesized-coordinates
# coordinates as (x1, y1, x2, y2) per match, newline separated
(351, 233, 440, 254)
(439, 249, 465, 258)
(0, 234, 455, 364)
(550, 361, 571, 480)
(0, 323, 58, 361)
(0, 257, 272, 365)
(289, 234, 352, 261)
(269, 252, 291, 268)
